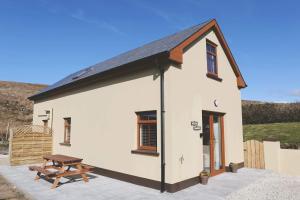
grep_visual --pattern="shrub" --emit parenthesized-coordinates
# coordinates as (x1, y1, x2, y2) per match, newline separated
(242, 102, 300, 125)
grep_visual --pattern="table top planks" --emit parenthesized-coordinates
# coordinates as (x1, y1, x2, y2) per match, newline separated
(43, 154, 83, 164)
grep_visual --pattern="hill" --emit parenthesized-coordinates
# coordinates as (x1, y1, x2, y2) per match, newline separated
(242, 100, 300, 149)
(244, 122, 300, 149)
(0, 81, 47, 135)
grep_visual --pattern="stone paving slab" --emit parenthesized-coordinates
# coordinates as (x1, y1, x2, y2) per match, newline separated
(0, 164, 294, 200)
(0, 154, 9, 165)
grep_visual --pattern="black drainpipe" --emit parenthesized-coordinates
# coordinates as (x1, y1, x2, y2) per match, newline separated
(157, 59, 166, 193)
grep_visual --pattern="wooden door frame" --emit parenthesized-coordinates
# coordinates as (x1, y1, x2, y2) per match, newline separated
(203, 111, 225, 176)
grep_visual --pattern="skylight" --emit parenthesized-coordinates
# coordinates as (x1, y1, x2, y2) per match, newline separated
(72, 67, 93, 80)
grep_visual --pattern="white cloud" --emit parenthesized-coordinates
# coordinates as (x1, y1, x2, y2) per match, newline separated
(130, 0, 187, 29)
(70, 9, 124, 35)
(290, 89, 300, 97)
(272, 100, 291, 103)
(38, 0, 124, 35)
(70, 9, 85, 21)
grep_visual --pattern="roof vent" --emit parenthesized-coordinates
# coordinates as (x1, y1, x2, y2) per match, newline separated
(72, 67, 93, 80)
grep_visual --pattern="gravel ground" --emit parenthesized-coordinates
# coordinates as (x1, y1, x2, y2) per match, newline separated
(0, 175, 30, 200)
(226, 172, 300, 200)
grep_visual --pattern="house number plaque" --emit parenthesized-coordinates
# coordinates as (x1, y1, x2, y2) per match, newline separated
(191, 121, 202, 131)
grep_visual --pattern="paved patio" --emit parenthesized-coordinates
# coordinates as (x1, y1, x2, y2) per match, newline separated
(0, 154, 9, 165)
(0, 164, 299, 200)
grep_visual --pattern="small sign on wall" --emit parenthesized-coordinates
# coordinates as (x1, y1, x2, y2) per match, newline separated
(191, 121, 202, 131)
(191, 121, 198, 126)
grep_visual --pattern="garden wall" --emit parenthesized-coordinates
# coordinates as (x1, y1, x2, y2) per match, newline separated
(264, 141, 300, 176)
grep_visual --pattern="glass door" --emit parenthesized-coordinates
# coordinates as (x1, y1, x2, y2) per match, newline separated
(212, 115, 223, 172)
(202, 113, 211, 172)
(202, 111, 225, 176)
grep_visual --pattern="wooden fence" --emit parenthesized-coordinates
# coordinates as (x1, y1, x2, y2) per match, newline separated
(243, 140, 265, 169)
(9, 125, 52, 165)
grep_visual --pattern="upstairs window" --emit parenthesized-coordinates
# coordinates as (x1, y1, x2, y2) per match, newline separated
(206, 40, 218, 75)
(63, 118, 71, 145)
(136, 111, 157, 151)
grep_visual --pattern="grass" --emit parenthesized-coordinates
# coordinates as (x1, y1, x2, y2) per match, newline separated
(243, 122, 300, 147)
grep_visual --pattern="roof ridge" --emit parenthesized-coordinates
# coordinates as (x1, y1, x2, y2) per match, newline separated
(90, 19, 213, 68)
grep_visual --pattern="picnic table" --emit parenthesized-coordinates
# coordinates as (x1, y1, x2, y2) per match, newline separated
(29, 154, 92, 189)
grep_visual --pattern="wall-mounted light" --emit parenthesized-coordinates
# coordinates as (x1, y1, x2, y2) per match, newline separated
(179, 155, 184, 164)
(214, 99, 219, 107)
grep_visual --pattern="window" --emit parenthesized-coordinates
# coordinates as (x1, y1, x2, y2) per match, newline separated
(63, 118, 71, 145)
(206, 40, 218, 75)
(136, 111, 157, 151)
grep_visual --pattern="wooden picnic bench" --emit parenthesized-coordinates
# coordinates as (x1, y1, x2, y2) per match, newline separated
(29, 154, 92, 189)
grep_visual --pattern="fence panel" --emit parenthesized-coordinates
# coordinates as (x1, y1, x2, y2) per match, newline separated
(9, 125, 52, 165)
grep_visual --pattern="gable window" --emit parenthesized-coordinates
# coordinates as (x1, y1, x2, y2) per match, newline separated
(206, 40, 218, 75)
(134, 111, 158, 153)
(206, 40, 223, 82)
(62, 118, 71, 145)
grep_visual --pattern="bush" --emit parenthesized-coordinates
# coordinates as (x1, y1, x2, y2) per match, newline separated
(242, 102, 300, 125)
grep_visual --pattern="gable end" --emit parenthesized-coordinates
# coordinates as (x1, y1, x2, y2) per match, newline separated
(169, 19, 247, 89)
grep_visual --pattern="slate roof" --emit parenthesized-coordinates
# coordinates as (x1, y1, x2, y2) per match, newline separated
(30, 20, 212, 100)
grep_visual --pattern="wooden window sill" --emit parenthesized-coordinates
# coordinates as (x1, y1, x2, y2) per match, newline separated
(206, 73, 223, 82)
(60, 142, 71, 146)
(131, 149, 159, 156)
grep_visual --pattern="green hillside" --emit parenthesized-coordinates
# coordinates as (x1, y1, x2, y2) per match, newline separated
(243, 122, 300, 149)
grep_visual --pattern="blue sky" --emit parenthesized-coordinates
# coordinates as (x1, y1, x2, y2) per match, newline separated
(0, 0, 299, 102)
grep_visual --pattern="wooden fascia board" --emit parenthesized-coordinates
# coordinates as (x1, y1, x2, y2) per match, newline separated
(169, 20, 216, 64)
(169, 19, 247, 89)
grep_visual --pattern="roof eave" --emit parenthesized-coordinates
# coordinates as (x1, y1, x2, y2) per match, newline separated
(28, 51, 170, 101)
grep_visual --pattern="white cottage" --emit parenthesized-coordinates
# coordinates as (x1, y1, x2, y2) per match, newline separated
(30, 19, 247, 192)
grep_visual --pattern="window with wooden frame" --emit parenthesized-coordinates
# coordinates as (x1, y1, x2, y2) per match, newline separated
(136, 111, 157, 152)
(63, 118, 71, 145)
(206, 40, 222, 81)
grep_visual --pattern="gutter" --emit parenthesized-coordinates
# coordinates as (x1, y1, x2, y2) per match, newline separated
(157, 59, 166, 193)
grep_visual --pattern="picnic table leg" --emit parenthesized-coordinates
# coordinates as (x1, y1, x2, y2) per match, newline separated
(35, 159, 48, 181)
(51, 164, 66, 189)
(76, 164, 89, 182)
(52, 177, 61, 189)
(35, 172, 41, 181)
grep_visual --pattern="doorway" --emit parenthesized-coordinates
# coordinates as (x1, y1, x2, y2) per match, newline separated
(42, 120, 48, 133)
(202, 111, 225, 176)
